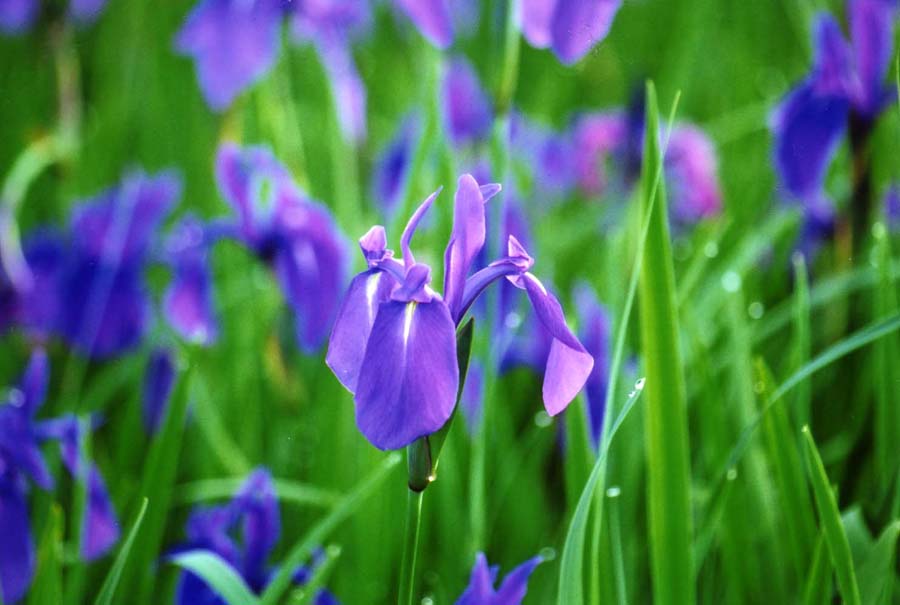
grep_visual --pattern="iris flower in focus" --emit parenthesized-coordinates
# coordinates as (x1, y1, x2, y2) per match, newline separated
(455, 552, 542, 605)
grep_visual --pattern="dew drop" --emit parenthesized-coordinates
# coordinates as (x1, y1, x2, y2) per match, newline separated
(747, 301, 764, 319)
(539, 547, 557, 562)
(421, 598, 434, 605)
(703, 241, 719, 258)
(753, 381, 765, 394)
(505, 311, 522, 330)
(534, 411, 552, 427)
(721, 270, 741, 293)
(872, 222, 887, 239)
(606, 486, 621, 498)
(7, 388, 24, 408)
(726, 468, 738, 481)
(633, 377, 646, 391)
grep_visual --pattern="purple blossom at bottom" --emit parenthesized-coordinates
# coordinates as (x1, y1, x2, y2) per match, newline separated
(0, 350, 119, 604)
(455, 552, 542, 605)
(173, 468, 338, 605)
(327, 174, 592, 450)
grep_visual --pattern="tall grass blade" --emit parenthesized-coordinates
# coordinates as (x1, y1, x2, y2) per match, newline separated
(856, 521, 900, 605)
(803, 532, 832, 605)
(791, 253, 811, 427)
(169, 551, 260, 605)
(27, 505, 63, 605)
(637, 80, 694, 605)
(801, 426, 861, 605)
(872, 224, 900, 487)
(93, 498, 149, 605)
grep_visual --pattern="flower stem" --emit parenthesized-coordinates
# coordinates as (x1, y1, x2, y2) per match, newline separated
(398, 489, 424, 605)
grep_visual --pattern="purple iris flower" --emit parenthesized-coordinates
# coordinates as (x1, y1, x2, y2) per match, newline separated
(771, 0, 898, 205)
(666, 125, 723, 224)
(174, 468, 338, 605)
(327, 174, 592, 450)
(163, 214, 219, 346)
(0, 0, 105, 33)
(392, 0, 453, 48)
(519, 0, 622, 64)
(0, 350, 119, 603)
(455, 552, 542, 605)
(442, 57, 493, 148)
(510, 112, 577, 200)
(372, 114, 419, 218)
(214, 143, 348, 352)
(574, 284, 610, 446)
(142, 348, 176, 435)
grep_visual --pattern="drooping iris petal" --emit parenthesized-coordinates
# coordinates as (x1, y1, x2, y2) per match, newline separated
(175, 0, 284, 111)
(848, 0, 897, 115)
(518, 273, 593, 415)
(0, 403, 53, 490)
(164, 216, 218, 345)
(771, 79, 848, 202)
(69, 0, 107, 23)
(274, 199, 348, 352)
(393, 0, 453, 48)
(354, 300, 459, 450)
(442, 57, 493, 147)
(372, 115, 418, 217)
(520, 0, 557, 48)
(20, 347, 49, 414)
(575, 284, 610, 445)
(549, 0, 621, 64)
(18, 231, 66, 337)
(665, 125, 722, 224)
(0, 0, 37, 34)
(142, 348, 176, 435)
(0, 475, 35, 605)
(444, 175, 490, 320)
(81, 466, 120, 560)
(327, 270, 397, 392)
(400, 188, 441, 268)
(235, 469, 279, 590)
(810, 14, 855, 97)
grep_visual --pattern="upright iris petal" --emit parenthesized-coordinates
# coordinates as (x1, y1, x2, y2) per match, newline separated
(175, 0, 284, 111)
(81, 466, 120, 560)
(444, 175, 490, 320)
(393, 0, 453, 48)
(456, 552, 542, 605)
(848, 0, 898, 116)
(164, 216, 219, 346)
(550, 0, 621, 64)
(0, 474, 34, 605)
(442, 57, 493, 147)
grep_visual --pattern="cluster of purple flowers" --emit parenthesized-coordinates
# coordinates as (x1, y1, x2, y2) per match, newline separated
(0, 350, 119, 603)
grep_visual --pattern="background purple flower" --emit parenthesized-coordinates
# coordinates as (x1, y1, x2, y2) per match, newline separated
(392, 0, 453, 48)
(520, 0, 622, 64)
(456, 552, 542, 605)
(442, 57, 493, 148)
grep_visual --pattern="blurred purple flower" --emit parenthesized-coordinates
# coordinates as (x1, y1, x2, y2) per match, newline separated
(442, 57, 493, 148)
(460, 361, 484, 434)
(666, 125, 722, 224)
(163, 215, 219, 346)
(0, 350, 119, 602)
(372, 114, 419, 218)
(574, 284, 610, 446)
(142, 348, 176, 435)
(174, 468, 338, 605)
(885, 184, 900, 229)
(69, 0, 106, 23)
(175, 0, 284, 111)
(393, 0, 453, 48)
(510, 112, 576, 199)
(327, 174, 591, 450)
(215, 143, 348, 352)
(520, 0, 621, 64)
(0, 0, 106, 33)
(572, 111, 629, 196)
(771, 1, 898, 205)
(456, 552, 542, 605)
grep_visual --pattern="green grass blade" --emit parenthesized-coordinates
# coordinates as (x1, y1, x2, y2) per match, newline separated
(637, 80, 694, 605)
(803, 532, 832, 605)
(557, 378, 646, 605)
(791, 253, 811, 428)
(93, 498, 149, 605)
(801, 426, 861, 605)
(259, 453, 401, 605)
(169, 551, 260, 605)
(173, 478, 340, 508)
(872, 224, 900, 486)
(287, 545, 341, 605)
(856, 521, 900, 605)
(28, 505, 63, 605)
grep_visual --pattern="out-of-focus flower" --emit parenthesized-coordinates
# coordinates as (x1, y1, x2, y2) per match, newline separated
(519, 0, 622, 64)
(771, 0, 898, 205)
(214, 143, 348, 352)
(173, 468, 338, 605)
(666, 125, 723, 224)
(575, 284, 610, 446)
(372, 113, 419, 218)
(510, 112, 577, 200)
(142, 348, 176, 435)
(327, 174, 592, 450)
(885, 184, 900, 230)
(455, 552, 542, 605)
(392, 0, 453, 48)
(0, 0, 106, 33)
(0, 350, 119, 603)
(460, 361, 484, 433)
(442, 57, 493, 148)
(163, 215, 219, 346)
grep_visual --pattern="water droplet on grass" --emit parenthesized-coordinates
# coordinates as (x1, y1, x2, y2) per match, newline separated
(607, 486, 621, 498)
(748, 301, 764, 319)
(721, 270, 741, 292)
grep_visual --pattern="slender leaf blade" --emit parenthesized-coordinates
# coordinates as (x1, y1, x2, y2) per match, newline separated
(169, 550, 260, 605)
(93, 498, 149, 605)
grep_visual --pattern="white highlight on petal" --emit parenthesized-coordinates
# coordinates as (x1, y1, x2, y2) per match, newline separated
(403, 301, 417, 345)
(365, 272, 382, 323)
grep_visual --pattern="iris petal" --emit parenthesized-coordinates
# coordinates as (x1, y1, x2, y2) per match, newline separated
(0, 476, 35, 604)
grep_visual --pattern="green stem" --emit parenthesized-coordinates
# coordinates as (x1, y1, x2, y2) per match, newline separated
(398, 489, 424, 605)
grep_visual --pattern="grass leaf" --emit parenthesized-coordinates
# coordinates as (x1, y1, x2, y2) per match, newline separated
(93, 498, 149, 605)
(169, 550, 260, 605)
(856, 521, 900, 605)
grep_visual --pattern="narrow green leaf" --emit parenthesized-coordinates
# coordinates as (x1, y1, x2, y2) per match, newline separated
(173, 478, 340, 508)
(28, 505, 63, 605)
(872, 224, 900, 486)
(93, 498, 149, 605)
(801, 426, 861, 605)
(637, 80, 694, 605)
(287, 545, 341, 605)
(791, 253, 811, 428)
(169, 551, 260, 605)
(803, 532, 832, 605)
(856, 521, 900, 605)
(259, 453, 402, 605)
(557, 378, 646, 604)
